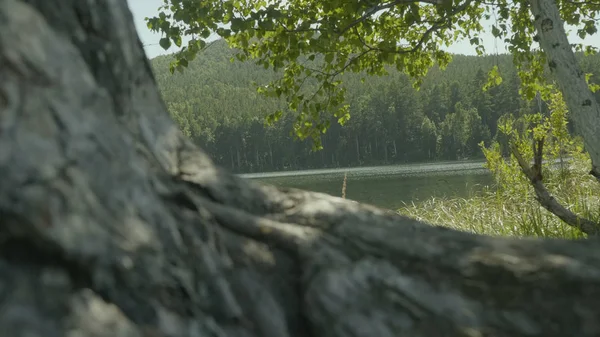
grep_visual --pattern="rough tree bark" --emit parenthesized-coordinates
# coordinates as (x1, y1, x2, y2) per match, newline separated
(2, 1, 600, 337)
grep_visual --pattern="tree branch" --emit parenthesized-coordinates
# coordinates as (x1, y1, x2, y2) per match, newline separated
(510, 140, 600, 236)
(337, 0, 445, 35)
(563, 0, 600, 7)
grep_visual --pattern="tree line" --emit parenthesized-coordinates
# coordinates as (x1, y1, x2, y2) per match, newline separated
(152, 40, 600, 173)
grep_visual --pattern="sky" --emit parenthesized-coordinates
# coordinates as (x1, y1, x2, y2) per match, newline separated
(126, 0, 600, 59)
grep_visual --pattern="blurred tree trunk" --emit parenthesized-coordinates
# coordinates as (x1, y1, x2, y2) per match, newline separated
(1, 1, 600, 337)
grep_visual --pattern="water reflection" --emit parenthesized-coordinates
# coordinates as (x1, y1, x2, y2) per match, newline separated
(241, 160, 494, 210)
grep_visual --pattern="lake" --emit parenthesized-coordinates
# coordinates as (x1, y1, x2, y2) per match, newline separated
(239, 160, 495, 210)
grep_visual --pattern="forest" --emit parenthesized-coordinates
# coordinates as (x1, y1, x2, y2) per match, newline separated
(152, 39, 600, 173)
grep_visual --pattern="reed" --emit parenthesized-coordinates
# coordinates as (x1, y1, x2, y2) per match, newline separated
(398, 158, 600, 238)
(341, 172, 348, 199)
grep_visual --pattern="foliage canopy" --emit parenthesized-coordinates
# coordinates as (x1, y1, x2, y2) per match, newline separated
(147, 0, 599, 147)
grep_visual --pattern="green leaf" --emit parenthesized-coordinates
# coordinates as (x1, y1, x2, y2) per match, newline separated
(491, 25, 500, 37)
(324, 53, 334, 64)
(231, 18, 244, 32)
(159, 37, 171, 50)
(173, 35, 182, 47)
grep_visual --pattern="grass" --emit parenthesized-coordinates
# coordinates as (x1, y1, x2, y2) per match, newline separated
(396, 158, 600, 239)
(341, 172, 348, 199)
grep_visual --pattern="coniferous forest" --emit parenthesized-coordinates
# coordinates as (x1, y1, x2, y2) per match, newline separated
(152, 40, 600, 173)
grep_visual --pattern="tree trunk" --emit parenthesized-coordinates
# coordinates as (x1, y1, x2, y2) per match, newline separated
(2, 1, 600, 337)
(268, 141, 274, 167)
(384, 142, 388, 163)
(353, 135, 359, 163)
(255, 148, 260, 172)
(529, 0, 600, 180)
(243, 143, 249, 171)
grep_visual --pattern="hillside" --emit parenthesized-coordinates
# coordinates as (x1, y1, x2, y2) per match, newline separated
(151, 40, 600, 173)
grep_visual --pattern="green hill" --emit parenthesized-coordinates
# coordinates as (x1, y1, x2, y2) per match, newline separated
(151, 40, 600, 173)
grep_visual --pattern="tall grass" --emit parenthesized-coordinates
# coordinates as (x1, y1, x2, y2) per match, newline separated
(398, 157, 600, 238)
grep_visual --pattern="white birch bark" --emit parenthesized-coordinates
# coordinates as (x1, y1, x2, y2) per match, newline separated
(529, 0, 600, 180)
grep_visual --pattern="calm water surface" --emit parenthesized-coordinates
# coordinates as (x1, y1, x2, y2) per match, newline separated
(240, 160, 495, 210)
